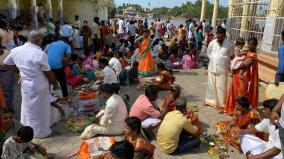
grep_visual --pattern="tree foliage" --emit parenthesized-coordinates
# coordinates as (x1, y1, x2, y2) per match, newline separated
(153, 0, 228, 19)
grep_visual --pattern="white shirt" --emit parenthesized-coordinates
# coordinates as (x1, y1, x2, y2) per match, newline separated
(109, 57, 122, 75)
(188, 23, 195, 39)
(166, 23, 172, 31)
(118, 20, 125, 34)
(207, 39, 235, 74)
(4, 42, 50, 92)
(280, 102, 284, 127)
(102, 65, 117, 84)
(255, 119, 283, 158)
(100, 94, 127, 128)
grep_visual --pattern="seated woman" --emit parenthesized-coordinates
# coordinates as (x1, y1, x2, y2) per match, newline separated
(64, 64, 84, 87)
(80, 84, 128, 140)
(181, 39, 198, 69)
(0, 111, 22, 155)
(73, 57, 96, 80)
(238, 99, 283, 159)
(162, 85, 201, 133)
(151, 63, 174, 91)
(83, 52, 98, 71)
(216, 96, 263, 151)
(124, 117, 155, 159)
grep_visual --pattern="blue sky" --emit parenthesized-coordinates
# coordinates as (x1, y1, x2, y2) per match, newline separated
(115, 0, 228, 8)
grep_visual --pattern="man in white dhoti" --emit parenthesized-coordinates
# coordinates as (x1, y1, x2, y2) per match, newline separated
(238, 99, 283, 159)
(3, 30, 57, 138)
(204, 27, 234, 109)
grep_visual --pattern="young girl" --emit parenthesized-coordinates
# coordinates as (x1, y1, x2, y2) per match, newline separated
(1, 126, 47, 159)
(231, 38, 246, 72)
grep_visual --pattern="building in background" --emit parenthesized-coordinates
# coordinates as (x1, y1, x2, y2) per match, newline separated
(227, 0, 284, 82)
(0, 0, 113, 28)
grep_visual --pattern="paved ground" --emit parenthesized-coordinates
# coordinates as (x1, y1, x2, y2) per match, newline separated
(11, 67, 268, 159)
(11, 49, 266, 158)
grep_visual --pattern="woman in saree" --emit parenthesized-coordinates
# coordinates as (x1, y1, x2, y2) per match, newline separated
(224, 38, 259, 116)
(151, 63, 174, 90)
(64, 65, 83, 87)
(73, 57, 95, 80)
(217, 97, 263, 151)
(124, 117, 155, 159)
(135, 30, 154, 77)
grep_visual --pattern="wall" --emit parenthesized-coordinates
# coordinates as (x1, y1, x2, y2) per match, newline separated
(0, 0, 8, 17)
(0, 0, 108, 24)
(47, 0, 107, 24)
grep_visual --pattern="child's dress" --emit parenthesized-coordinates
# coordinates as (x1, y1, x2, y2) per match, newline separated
(230, 47, 244, 71)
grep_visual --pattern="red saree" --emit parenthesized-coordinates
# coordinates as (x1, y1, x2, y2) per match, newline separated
(224, 52, 258, 115)
(246, 52, 259, 109)
(216, 110, 263, 150)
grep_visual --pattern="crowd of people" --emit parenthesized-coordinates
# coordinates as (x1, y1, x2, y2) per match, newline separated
(0, 11, 284, 159)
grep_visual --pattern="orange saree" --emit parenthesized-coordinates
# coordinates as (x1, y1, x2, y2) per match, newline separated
(224, 52, 258, 115)
(137, 37, 154, 77)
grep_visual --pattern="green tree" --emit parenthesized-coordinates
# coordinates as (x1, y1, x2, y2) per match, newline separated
(152, 0, 228, 19)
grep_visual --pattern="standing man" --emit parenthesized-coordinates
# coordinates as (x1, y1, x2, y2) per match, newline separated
(188, 20, 196, 40)
(92, 17, 101, 53)
(275, 30, 284, 86)
(47, 33, 72, 100)
(48, 18, 56, 38)
(3, 30, 57, 138)
(204, 27, 234, 109)
(166, 21, 173, 40)
(118, 18, 125, 39)
(144, 19, 148, 30)
(128, 20, 136, 46)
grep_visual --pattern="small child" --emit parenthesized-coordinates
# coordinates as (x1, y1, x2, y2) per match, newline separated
(230, 38, 246, 78)
(1, 126, 47, 159)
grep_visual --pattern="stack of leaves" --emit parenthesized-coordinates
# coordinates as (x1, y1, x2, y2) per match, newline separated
(62, 116, 94, 133)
